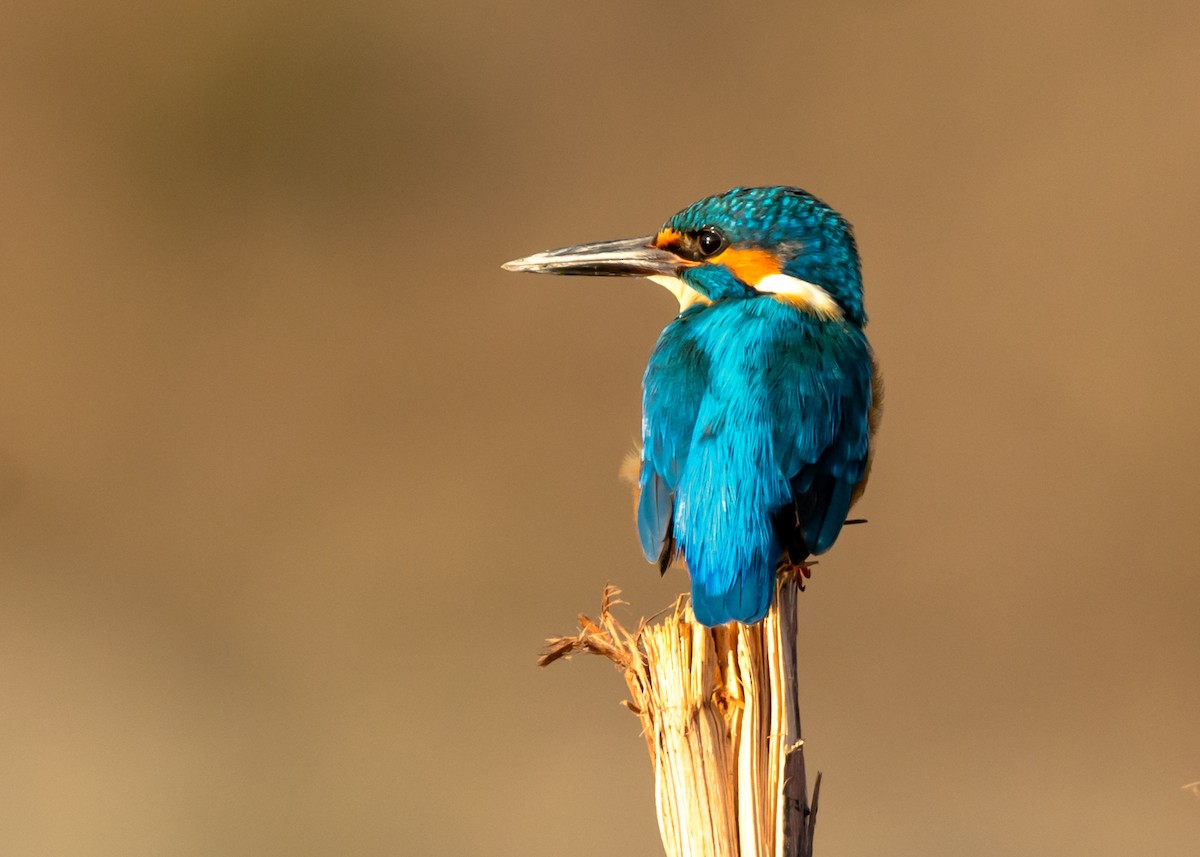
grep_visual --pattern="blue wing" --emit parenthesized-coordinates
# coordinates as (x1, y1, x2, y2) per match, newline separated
(769, 318, 874, 557)
(637, 311, 709, 564)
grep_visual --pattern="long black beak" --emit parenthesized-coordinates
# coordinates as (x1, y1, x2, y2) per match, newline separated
(502, 236, 682, 277)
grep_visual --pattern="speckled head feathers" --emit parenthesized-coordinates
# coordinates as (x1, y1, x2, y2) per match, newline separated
(660, 186, 866, 325)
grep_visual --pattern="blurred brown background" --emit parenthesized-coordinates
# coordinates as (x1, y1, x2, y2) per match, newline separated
(1, 0, 1198, 854)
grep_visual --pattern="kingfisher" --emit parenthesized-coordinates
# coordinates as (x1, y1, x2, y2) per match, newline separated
(504, 186, 880, 627)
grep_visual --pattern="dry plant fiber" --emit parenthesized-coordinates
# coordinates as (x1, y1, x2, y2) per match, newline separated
(541, 573, 818, 857)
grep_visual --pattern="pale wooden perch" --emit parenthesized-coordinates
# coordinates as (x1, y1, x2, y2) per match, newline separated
(540, 572, 819, 857)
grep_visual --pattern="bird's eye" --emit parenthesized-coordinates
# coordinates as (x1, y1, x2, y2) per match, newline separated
(696, 228, 726, 258)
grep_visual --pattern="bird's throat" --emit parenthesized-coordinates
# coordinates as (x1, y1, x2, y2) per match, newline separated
(647, 274, 711, 311)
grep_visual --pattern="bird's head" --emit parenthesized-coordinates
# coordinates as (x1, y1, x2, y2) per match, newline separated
(503, 186, 865, 326)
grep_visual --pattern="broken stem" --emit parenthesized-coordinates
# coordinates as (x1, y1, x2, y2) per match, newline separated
(540, 573, 818, 856)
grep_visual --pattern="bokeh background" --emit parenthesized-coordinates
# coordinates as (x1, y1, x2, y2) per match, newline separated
(2, 1, 1198, 854)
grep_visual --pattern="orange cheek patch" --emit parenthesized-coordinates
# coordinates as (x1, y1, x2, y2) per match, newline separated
(709, 247, 782, 286)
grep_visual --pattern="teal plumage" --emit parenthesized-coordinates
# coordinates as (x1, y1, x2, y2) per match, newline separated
(504, 187, 878, 627)
(641, 298, 872, 625)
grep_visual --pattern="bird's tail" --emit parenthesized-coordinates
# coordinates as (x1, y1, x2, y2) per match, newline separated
(686, 536, 777, 627)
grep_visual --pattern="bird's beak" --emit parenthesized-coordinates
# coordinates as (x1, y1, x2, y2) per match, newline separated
(502, 236, 681, 277)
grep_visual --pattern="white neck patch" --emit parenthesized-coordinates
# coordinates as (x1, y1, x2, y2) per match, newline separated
(647, 274, 711, 311)
(756, 273, 843, 320)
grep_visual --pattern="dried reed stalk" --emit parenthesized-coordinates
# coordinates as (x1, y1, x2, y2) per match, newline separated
(540, 572, 820, 857)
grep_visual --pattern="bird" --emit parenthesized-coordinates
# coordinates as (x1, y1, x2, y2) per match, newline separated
(503, 186, 880, 627)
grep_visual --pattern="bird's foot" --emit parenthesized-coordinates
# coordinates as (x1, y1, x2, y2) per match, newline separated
(779, 559, 817, 591)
